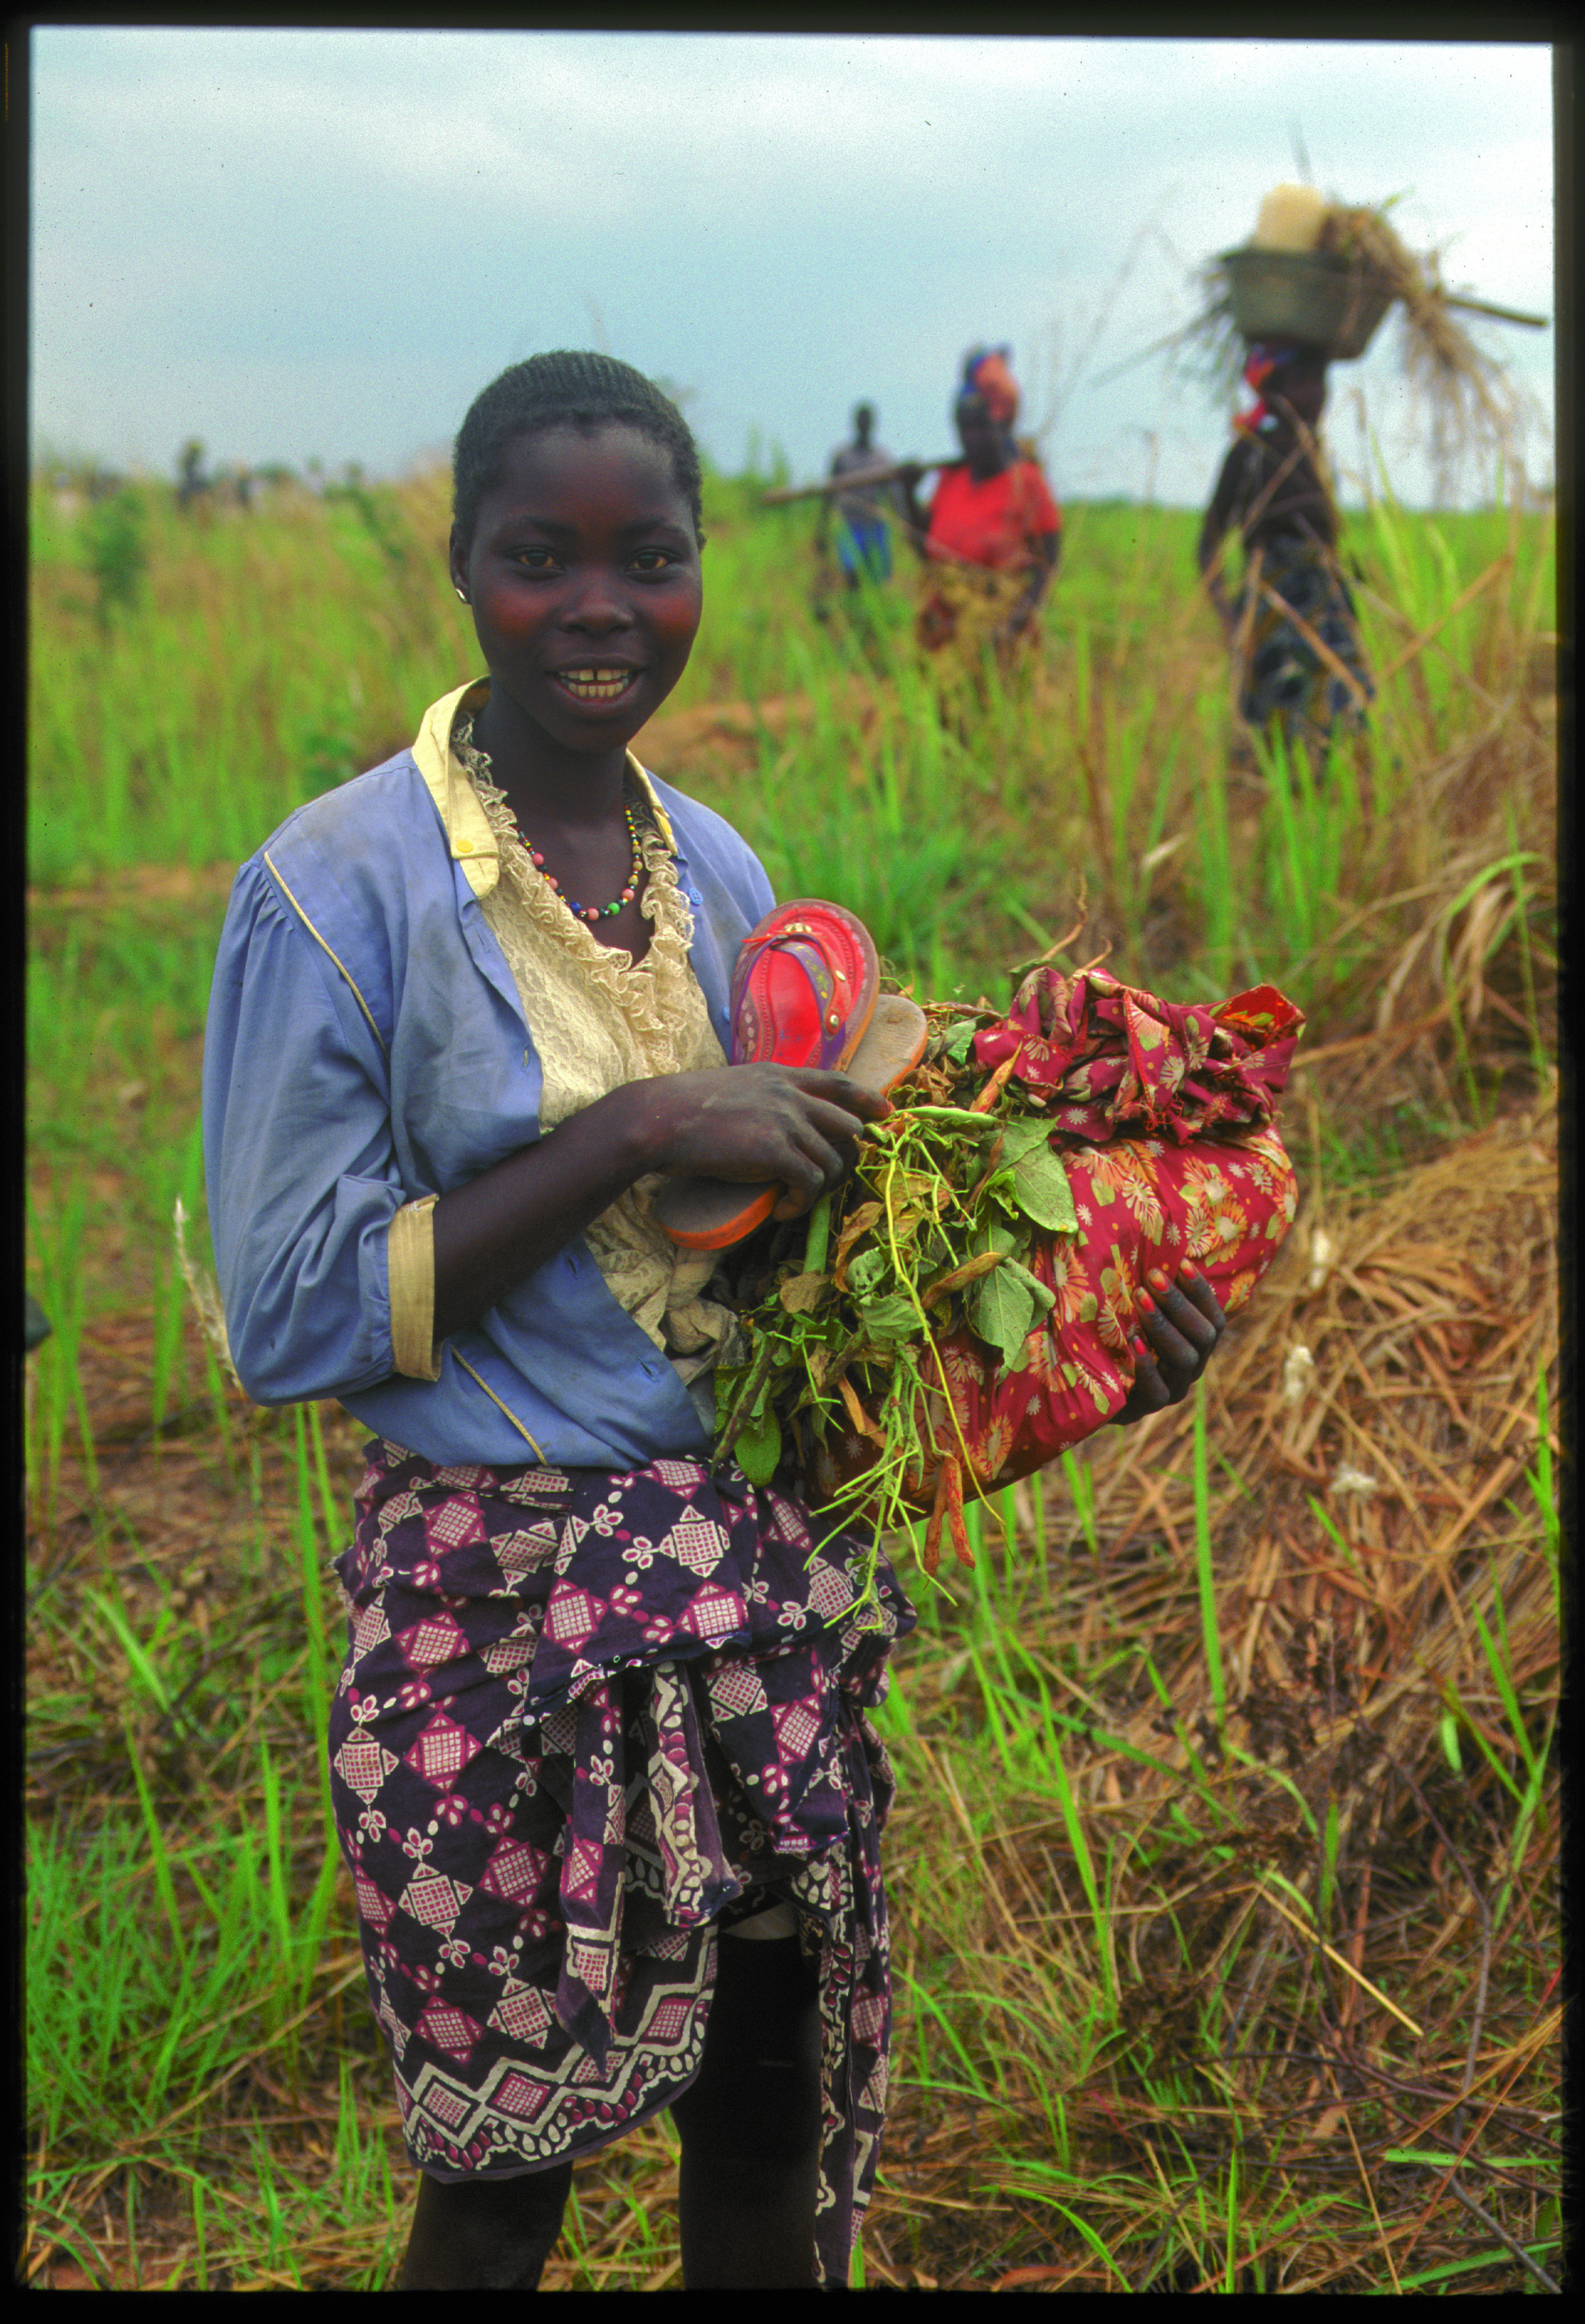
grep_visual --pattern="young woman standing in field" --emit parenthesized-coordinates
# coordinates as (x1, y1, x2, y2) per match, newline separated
(204, 352, 1223, 2289)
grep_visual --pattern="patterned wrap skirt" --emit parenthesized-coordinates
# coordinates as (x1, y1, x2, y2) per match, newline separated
(915, 561, 1032, 667)
(327, 1441, 916, 2287)
(1235, 533, 1374, 753)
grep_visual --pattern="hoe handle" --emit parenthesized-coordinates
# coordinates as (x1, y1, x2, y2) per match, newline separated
(1440, 293, 1549, 329)
(761, 459, 956, 507)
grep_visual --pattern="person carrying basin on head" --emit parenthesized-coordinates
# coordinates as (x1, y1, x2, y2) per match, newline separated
(896, 346, 1063, 678)
(1198, 341, 1373, 767)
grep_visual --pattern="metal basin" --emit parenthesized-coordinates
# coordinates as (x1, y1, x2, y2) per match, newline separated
(1219, 247, 1397, 360)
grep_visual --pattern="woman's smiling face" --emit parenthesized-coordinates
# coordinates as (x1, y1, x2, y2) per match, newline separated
(450, 422, 703, 756)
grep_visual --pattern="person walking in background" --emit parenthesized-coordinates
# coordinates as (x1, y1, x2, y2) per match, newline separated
(816, 402, 899, 594)
(1198, 341, 1373, 765)
(897, 347, 1062, 676)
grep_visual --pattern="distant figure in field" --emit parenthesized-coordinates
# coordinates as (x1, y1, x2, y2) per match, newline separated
(1197, 342, 1373, 763)
(176, 438, 211, 514)
(816, 402, 899, 592)
(896, 347, 1062, 673)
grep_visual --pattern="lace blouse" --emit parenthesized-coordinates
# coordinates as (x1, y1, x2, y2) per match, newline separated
(452, 713, 741, 1387)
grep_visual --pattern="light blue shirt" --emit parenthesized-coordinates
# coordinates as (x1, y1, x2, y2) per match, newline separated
(203, 739, 776, 1469)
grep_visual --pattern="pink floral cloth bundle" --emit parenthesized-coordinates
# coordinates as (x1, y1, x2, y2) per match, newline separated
(813, 968, 1305, 1521)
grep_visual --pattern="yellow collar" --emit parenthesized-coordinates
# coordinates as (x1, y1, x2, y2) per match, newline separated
(411, 678, 676, 900)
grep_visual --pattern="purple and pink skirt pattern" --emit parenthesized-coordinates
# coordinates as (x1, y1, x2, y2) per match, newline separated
(328, 1439, 915, 2286)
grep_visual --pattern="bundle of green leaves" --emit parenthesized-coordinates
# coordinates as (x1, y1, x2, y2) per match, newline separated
(711, 1017, 1079, 1585)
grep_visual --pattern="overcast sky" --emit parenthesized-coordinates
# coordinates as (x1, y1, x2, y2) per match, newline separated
(30, 28, 1555, 508)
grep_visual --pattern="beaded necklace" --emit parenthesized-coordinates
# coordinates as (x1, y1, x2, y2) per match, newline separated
(518, 802, 645, 925)
(458, 713, 647, 925)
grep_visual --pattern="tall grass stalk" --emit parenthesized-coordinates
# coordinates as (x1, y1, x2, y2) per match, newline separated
(1191, 1383, 1226, 1726)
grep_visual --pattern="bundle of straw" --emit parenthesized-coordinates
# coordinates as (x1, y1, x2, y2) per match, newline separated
(1180, 188, 1540, 489)
(1312, 202, 1524, 477)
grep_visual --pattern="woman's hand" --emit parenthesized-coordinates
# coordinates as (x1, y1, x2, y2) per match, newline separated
(638, 1064, 892, 1221)
(1113, 1263, 1227, 1425)
(891, 464, 933, 558)
(995, 536, 1059, 648)
(430, 1065, 890, 1346)
(1200, 565, 1234, 635)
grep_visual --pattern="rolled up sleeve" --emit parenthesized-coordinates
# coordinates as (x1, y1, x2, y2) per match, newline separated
(203, 860, 411, 1406)
(388, 1195, 442, 1380)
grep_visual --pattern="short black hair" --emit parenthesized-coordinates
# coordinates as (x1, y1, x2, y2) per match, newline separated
(451, 352, 704, 549)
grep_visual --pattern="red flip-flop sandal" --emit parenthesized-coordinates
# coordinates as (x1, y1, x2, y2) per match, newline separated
(728, 899, 879, 1074)
(653, 902, 929, 1252)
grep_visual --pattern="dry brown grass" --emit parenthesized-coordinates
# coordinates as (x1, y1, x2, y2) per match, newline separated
(857, 1089, 1558, 2291)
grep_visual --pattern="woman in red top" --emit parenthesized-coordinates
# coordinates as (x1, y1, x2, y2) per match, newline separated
(898, 347, 1062, 668)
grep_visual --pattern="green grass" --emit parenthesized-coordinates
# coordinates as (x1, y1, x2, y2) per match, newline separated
(25, 450, 1558, 2289)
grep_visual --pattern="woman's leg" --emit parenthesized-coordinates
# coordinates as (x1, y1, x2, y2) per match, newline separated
(397, 2157, 573, 2289)
(670, 1929, 825, 2288)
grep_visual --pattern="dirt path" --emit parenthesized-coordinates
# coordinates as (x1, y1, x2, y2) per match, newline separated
(630, 672, 888, 772)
